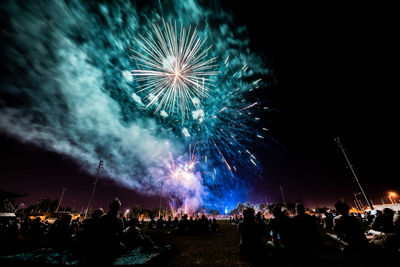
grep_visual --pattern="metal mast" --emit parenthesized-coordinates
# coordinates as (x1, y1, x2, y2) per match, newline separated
(55, 187, 67, 213)
(334, 137, 374, 210)
(280, 186, 287, 208)
(159, 182, 163, 218)
(84, 160, 103, 219)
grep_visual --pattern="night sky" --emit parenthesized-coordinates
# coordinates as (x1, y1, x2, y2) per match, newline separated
(0, 0, 397, 210)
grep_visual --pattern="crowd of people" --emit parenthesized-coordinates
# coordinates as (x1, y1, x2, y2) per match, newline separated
(145, 214, 220, 235)
(236, 201, 400, 263)
(1, 198, 400, 264)
(0, 197, 221, 264)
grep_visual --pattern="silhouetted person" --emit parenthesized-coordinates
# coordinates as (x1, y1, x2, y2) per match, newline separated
(166, 216, 173, 229)
(122, 218, 157, 253)
(379, 208, 395, 233)
(178, 214, 189, 233)
(79, 208, 103, 260)
(148, 216, 156, 229)
(173, 217, 179, 228)
(371, 210, 384, 231)
(323, 211, 334, 232)
(293, 203, 320, 249)
(268, 206, 295, 249)
(255, 211, 267, 235)
(199, 215, 209, 233)
(394, 211, 400, 234)
(156, 216, 165, 229)
(51, 214, 72, 249)
(237, 208, 265, 261)
(211, 218, 220, 233)
(97, 198, 126, 264)
(333, 201, 368, 248)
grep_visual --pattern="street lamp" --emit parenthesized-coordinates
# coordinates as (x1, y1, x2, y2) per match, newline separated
(388, 192, 397, 205)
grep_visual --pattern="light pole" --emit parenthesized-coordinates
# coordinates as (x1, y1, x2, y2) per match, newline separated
(55, 188, 67, 213)
(84, 160, 103, 219)
(334, 137, 374, 210)
(388, 192, 397, 205)
(159, 182, 164, 218)
(353, 193, 363, 210)
(280, 186, 287, 208)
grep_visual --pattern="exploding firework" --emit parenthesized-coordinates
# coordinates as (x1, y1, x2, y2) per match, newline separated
(131, 20, 218, 119)
(158, 144, 204, 213)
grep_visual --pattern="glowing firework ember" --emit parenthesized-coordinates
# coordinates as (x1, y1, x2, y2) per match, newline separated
(131, 21, 218, 119)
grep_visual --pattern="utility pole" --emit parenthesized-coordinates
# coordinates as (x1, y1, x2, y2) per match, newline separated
(334, 137, 374, 210)
(159, 182, 163, 218)
(280, 186, 287, 208)
(55, 187, 67, 213)
(84, 160, 103, 219)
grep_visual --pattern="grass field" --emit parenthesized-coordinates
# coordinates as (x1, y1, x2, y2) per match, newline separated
(142, 220, 400, 267)
(142, 220, 250, 266)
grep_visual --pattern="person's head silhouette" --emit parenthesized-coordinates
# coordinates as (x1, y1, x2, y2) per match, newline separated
(334, 201, 349, 216)
(109, 198, 121, 215)
(296, 203, 306, 215)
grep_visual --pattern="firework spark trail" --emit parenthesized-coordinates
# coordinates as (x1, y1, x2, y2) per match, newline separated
(131, 20, 218, 119)
(238, 102, 258, 112)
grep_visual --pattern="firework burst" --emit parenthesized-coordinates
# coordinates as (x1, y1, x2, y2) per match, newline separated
(131, 20, 218, 119)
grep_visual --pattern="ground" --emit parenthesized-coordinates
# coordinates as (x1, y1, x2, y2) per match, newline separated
(143, 221, 399, 267)
(1, 220, 399, 266)
(143, 221, 248, 266)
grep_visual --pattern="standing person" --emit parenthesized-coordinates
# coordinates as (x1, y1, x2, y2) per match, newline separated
(237, 208, 265, 261)
(268, 206, 295, 249)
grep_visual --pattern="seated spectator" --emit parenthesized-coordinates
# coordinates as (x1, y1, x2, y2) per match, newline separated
(255, 211, 267, 235)
(323, 211, 334, 232)
(333, 201, 368, 248)
(293, 203, 320, 249)
(156, 216, 165, 229)
(172, 216, 179, 228)
(211, 219, 220, 233)
(371, 210, 384, 231)
(96, 198, 126, 264)
(122, 218, 157, 253)
(78, 208, 103, 259)
(380, 208, 395, 233)
(394, 211, 400, 234)
(166, 216, 173, 229)
(51, 214, 72, 249)
(148, 216, 156, 229)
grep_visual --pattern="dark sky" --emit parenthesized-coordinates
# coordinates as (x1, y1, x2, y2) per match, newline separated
(1, 0, 398, 210)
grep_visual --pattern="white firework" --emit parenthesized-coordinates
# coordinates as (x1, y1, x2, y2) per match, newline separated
(131, 20, 218, 119)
